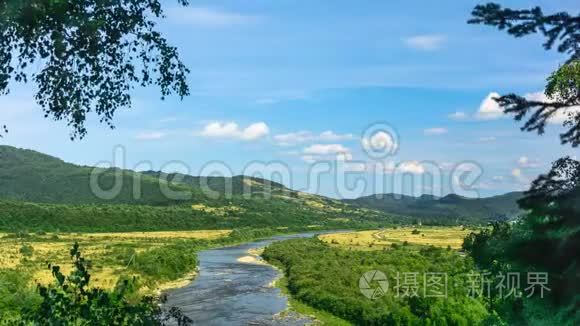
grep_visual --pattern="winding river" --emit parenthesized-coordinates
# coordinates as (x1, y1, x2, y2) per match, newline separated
(165, 232, 333, 325)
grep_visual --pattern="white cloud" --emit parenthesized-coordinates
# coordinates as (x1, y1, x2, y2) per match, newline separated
(511, 168, 530, 185)
(200, 122, 239, 138)
(274, 131, 312, 146)
(524, 91, 580, 124)
(199, 121, 269, 141)
(423, 127, 448, 136)
(301, 155, 316, 164)
(166, 7, 257, 27)
(517, 156, 540, 169)
(475, 92, 504, 120)
(241, 122, 269, 140)
(341, 161, 368, 172)
(361, 131, 398, 154)
(135, 131, 166, 140)
(303, 144, 350, 155)
(492, 175, 505, 182)
(404, 35, 447, 51)
(448, 111, 467, 120)
(274, 130, 353, 146)
(458, 91, 579, 123)
(319, 130, 354, 141)
(397, 161, 426, 174)
(300, 144, 352, 163)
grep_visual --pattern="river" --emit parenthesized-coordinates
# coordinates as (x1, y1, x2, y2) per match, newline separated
(164, 232, 333, 325)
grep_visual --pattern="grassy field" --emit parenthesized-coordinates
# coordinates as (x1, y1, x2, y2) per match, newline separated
(318, 226, 475, 250)
(0, 230, 231, 291)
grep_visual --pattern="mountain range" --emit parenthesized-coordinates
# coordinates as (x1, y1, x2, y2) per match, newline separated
(0, 145, 524, 231)
(343, 192, 523, 224)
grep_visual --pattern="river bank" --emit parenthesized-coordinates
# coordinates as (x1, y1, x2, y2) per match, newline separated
(163, 231, 344, 325)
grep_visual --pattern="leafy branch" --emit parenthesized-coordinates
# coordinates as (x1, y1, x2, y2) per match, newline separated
(0, 1, 191, 139)
(469, 3, 580, 147)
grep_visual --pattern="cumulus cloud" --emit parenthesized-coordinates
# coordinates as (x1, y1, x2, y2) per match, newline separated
(301, 144, 352, 162)
(424, 127, 448, 136)
(304, 144, 350, 155)
(274, 131, 312, 145)
(524, 91, 580, 124)
(319, 130, 354, 141)
(397, 161, 426, 174)
(448, 111, 467, 120)
(517, 156, 540, 169)
(452, 91, 580, 123)
(166, 7, 257, 27)
(475, 92, 504, 120)
(241, 122, 270, 140)
(274, 130, 353, 146)
(511, 168, 532, 187)
(199, 121, 269, 141)
(404, 35, 446, 51)
(135, 131, 166, 140)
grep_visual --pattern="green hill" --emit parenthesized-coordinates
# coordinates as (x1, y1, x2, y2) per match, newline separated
(0, 145, 395, 231)
(140, 171, 297, 198)
(0, 145, 194, 205)
(0, 145, 523, 231)
(343, 192, 524, 224)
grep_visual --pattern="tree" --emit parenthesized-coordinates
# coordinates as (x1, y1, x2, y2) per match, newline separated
(467, 3, 580, 323)
(469, 3, 579, 147)
(0, 0, 190, 139)
(19, 242, 192, 325)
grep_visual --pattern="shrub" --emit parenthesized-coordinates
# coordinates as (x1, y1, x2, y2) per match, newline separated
(18, 242, 192, 325)
(19, 244, 34, 257)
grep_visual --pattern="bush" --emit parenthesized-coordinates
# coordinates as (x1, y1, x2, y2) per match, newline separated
(18, 242, 192, 325)
(19, 244, 34, 257)
(0, 269, 41, 321)
(131, 241, 198, 281)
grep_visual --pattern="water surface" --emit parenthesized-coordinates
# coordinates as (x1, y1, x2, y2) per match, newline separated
(165, 232, 332, 325)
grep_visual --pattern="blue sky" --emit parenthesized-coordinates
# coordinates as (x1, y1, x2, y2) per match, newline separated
(1, 0, 578, 198)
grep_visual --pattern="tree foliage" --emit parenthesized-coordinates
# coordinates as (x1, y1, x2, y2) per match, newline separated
(17, 242, 192, 325)
(264, 238, 490, 325)
(465, 4, 580, 324)
(0, 0, 190, 139)
(469, 3, 580, 147)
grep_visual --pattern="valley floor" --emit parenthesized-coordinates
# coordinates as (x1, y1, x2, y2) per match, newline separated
(0, 230, 231, 290)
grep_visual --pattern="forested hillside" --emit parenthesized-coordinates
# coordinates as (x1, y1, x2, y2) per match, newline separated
(0, 145, 192, 205)
(0, 145, 521, 230)
(0, 146, 398, 231)
(344, 192, 523, 224)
